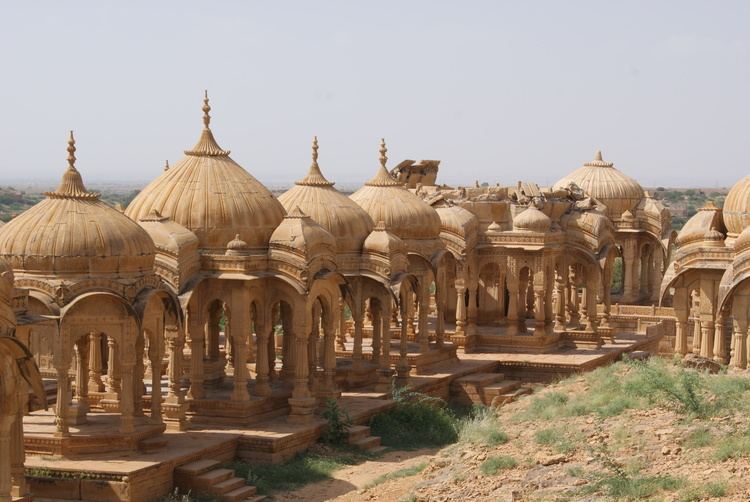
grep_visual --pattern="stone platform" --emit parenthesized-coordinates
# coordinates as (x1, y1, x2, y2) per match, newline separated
(23, 412, 166, 456)
(460, 331, 662, 382)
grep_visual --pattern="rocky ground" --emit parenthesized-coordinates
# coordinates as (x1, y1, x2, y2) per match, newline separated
(285, 359, 750, 501)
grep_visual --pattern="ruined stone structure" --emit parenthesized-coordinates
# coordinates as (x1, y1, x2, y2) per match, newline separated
(661, 175, 750, 368)
(0, 93, 674, 502)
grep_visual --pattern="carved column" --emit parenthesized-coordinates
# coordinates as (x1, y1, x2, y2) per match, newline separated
(506, 275, 519, 323)
(336, 298, 347, 350)
(601, 262, 613, 328)
(308, 306, 320, 391)
(119, 330, 135, 433)
(417, 283, 430, 352)
(455, 283, 467, 336)
(396, 293, 411, 387)
(148, 334, 163, 424)
(554, 269, 566, 331)
(321, 306, 339, 398)
(73, 337, 90, 423)
(467, 285, 478, 336)
(376, 302, 393, 393)
(352, 297, 364, 371)
(622, 238, 638, 303)
(106, 337, 121, 396)
(255, 312, 272, 397)
(288, 326, 316, 423)
(699, 319, 714, 359)
(584, 270, 599, 334)
(187, 307, 204, 400)
(229, 292, 250, 402)
(0, 416, 12, 502)
(731, 296, 748, 369)
(692, 315, 702, 355)
(163, 326, 186, 430)
(88, 332, 104, 392)
(54, 357, 71, 437)
(371, 304, 382, 368)
(133, 334, 146, 417)
(9, 412, 27, 500)
(673, 287, 689, 356)
(713, 308, 728, 364)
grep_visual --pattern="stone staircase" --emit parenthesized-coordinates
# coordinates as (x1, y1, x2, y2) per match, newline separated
(347, 425, 386, 453)
(450, 372, 532, 407)
(174, 459, 263, 502)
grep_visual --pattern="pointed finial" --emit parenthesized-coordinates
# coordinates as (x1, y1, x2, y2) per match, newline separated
(163, 159, 170, 172)
(594, 149, 603, 161)
(67, 130, 77, 170)
(202, 90, 211, 129)
(379, 138, 388, 168)
(311, 136, 319, 168)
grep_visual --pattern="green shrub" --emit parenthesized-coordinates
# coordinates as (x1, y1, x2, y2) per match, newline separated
(370, 386, 459, 448)
(480, 455, 517, 475)
(679, 480, 728, 502)
(625, 359, 707, 417)
(458, 407, 509, 446)
(320, 398, 352, 445)
(715, 433, 750, 461)
(534, 426, 578, 454)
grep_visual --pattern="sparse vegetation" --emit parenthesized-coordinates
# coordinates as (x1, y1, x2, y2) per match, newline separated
(228, 446, 377, 494)
(363, 462, 428, 488)
(370, 386, 459, 448)
(480, 455, 517, 475)
(458, 406, 509, 446)
(319, 397, 352, 445)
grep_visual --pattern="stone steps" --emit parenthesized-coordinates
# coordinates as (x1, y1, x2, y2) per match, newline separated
(138, 436, 168, 452)
(175, 459, 263, 501)
(450, 372, 506, 406)
(347, 424, 383, 452)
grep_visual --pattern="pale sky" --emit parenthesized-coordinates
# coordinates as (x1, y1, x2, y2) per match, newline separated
(1, 1, 748, 188)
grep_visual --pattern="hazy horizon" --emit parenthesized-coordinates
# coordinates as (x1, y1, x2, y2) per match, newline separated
(1, 1, 748, 188)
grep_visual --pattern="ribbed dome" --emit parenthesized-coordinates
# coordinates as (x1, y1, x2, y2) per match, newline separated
(435, 206, 478, 238)
(722, 175, 750, 237)
(0, 133, 155, 278)
(513, 205, 552, 233)
(125, 93, 285, 250)
(278, 138, 374, 253)
(553, 150, 644, 219)
(270, 207, 336, 254)
(350, 140, 441, 241)
(363, 221, 405, 255)
(735, 224, 750, 253)
(674, 202, 726, 247)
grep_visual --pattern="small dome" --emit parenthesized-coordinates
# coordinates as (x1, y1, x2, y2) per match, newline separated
(138, 209, 199, 256)
(735, 225, 750, 253)
(225, 234, 249, 256)
(363, 221, 405, 255)
(674, 202, 725, 247)
(0, 133, 155, 278)
(126, 93, 286, 250)
(487, 221, 502, 233)
(350, 140, 441, 240)
(435, 206, 478, 238)
(278, 138, 373, 253)
(270, 207, 336, 255)
(722, 175, 750, 236)
(513, 205, 552, 233)
(553, 150, 644, 220)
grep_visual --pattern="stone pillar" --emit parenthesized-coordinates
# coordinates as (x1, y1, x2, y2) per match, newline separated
(288, 327, 315, 423)
(255, 311, 272, 397)
(622, 238, 638, 303)
(435, 274, 446, 347)
(9, 412, 27, 500)
(396, 293, 411, 387)
(163, 328, 186, 429)
(533, 289, 545, 335)
(336, 298, 347, 350)
(54, 361, 71, 437)
(308, 307, 320, 391)
(148, 334, 163, 424)
(692, 315, 702, 355)
(700, 319, 714, 359)
(467, 285, 478, 335)
(376, 302, 393, 393)
(281, 305, 296, 381)
(229, 294, 250, 402)
(673, 287, 689, 356)
(352, 301, 364, 371)
(584, 270, 599, 333)
(0, 416, 12, 502)
(371, 305, 382, 368)
(554, 269, 566, 331)
(601, 263, 612, 328)
(106, 337, 121, 396)
(119, 334, 135, 433)
(417, 283, 430, 352)
(506, 276, 518, 323)
(568, 270, 581, 328)
(322, 307, 338, 398)
(268, 306, 278, 382)
(133, 335, 146, 417)
(455, 284, 467, 335)
(713, 309, 728, 364)
(187, 307, 205, 400)
(73, 337, 90, 423)
(88, 332, 105, 392)
(731, 296, 748, 369)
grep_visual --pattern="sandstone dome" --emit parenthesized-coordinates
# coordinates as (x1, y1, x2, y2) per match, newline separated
(554, 150, 644, 220)
(721, 175, 750, 237)
(0, 133, 155, 278)
(278, 138, 374, 253)
(350, 140, 441, 241)
(125, 93, 286, 251)
(435, 205, 479, 239)
(513, 205, 552, 233)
